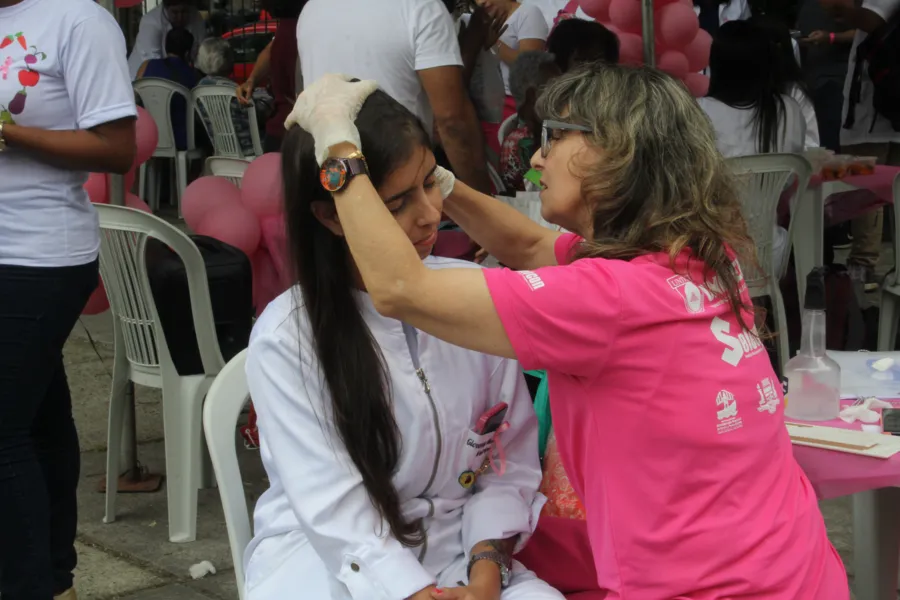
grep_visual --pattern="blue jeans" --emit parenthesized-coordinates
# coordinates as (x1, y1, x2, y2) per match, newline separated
(0, 260, 98, 599)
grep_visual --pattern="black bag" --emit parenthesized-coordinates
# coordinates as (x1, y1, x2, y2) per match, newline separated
(844, 8, 900, 132)
(146, 235, 254, 376)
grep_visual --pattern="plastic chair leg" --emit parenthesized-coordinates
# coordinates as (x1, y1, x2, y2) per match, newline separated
(771, 286, 791, 372)
(103, 341, 130, 524)
(139, 163, 147, 203)
(877, 291, 899, 351)
(176, 153, 188, 219)
(161, 374, 207, 543)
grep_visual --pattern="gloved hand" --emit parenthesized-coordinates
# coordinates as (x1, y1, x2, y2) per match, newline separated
(284, 73, 379, 165)
(434, 165, 456, 200)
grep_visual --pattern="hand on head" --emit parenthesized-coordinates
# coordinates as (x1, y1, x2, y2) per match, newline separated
(284, 73, 379, 165)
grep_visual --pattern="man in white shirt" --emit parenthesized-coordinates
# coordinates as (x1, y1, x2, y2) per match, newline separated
(127, 0, 207, 80)
(822, 0, 899, 289)
(298, 0, 491, 192)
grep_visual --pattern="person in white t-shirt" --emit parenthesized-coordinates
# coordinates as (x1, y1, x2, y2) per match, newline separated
(127, 0, 207, 80)
(694, 0, 752, 35)
(476, 0, 550, 119)
(298, 0, 491, 193)
(0, 0, 137, 598)
(821, 0, 900, 290)
(522, 0, 568, 28)
(699, 20, 806, 275)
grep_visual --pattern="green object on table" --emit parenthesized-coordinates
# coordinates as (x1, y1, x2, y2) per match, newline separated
(526, 369, 551, 458)
(524, 168, 542, 187)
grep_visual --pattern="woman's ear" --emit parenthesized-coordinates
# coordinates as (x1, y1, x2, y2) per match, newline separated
(311, 201, 345, 237)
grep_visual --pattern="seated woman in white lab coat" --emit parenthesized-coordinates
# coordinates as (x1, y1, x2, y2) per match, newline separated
(243, 89, 564, 600)
(699, 20, 806, 279)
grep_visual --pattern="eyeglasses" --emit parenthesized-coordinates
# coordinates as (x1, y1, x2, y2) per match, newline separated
(541, 120, 591, 158)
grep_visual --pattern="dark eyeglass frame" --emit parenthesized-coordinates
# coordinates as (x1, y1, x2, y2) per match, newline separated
(541, 120, 591, 158)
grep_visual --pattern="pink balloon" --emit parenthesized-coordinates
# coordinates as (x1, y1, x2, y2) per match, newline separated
(657, 3, 699, 48)
(83, 280, 110, 315)
(85, 173, 109, 205)
(250, 247, 288, 317)
(197, 205, 262, 257)
(617, 32, 644, 65)
(578, 0, 610, 20)
(125, 193, 152, 214)
(135, 106, 159, 166)
(608, 0, 642, 33)
(684, 72, 710, 97)
(657, 50, 690, 80)
(182, 176, 242, 231)
(683, 29, 713, 73)
(241, 153, 284, 218)
(124, 166, 137, 194)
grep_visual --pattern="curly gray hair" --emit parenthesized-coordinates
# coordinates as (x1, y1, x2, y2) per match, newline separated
(196, 37, 234, 77)
(509, 50, 558, 110)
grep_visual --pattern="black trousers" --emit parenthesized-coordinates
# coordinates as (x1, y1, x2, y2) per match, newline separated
(0, 260, 98, 599)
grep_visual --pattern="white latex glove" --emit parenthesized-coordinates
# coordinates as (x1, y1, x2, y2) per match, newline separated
(284, 73, 379, 165)
(434, 165, 456, 200)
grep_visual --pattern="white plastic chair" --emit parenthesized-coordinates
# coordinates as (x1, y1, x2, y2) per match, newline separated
(134, 78, 205, 215)
(97, 204, 226, 543)
(193, 85, 263, 159)
(204, 349, 252, 599)
(877, 173, 900, 350)
(728, 154, 812, 370)
(487, 163, 505, 195)
(205, 156, 253, 188)
(497, 113, 518, 147)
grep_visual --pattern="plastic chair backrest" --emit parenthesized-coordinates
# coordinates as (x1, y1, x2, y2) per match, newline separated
(193, 85, 263, 159)
(498, 113, 518, 147)
(133, 78, 194, 158)
(96, 204, 225, 375)
(727, 153, 812, 287)
(205, 156, 253, 188)
(893, 173, 900, 274)
(203, 349, 252, 600)
(487, 163, 505, 195)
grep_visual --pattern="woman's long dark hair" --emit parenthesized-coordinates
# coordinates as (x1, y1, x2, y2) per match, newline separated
(751, 15, 809, 97)
(281, 90, 431, 547)
(708, 20, 787, 153)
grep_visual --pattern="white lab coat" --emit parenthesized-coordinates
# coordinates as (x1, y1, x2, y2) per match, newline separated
(244, 257, 564, 600)
(126, 5, 207, 80)
(692, 0, 752, 26)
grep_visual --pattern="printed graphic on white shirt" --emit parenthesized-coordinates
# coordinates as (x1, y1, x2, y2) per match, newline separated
(710, 316, 764, 367)
(756, 377, 781, 414)
(716, 390, 743, 434)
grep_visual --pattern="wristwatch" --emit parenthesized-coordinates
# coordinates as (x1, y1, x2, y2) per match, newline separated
(319, 151, 368, 193)
(467, 551, 511, 588)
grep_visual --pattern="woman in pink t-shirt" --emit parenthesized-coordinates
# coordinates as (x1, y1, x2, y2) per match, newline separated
(286, 67, 849, 599)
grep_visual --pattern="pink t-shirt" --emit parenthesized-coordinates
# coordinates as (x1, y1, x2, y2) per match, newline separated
(483, 234, 848, 600)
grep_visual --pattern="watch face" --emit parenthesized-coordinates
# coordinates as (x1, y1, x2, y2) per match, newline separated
(320, 159, 347, 192)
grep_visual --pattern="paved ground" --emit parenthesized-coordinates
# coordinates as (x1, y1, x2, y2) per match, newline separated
(62, 235, 898, 599)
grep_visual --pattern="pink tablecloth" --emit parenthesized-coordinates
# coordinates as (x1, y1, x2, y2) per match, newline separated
(790, 398, 900, 500)
(810, 165, 899, 226)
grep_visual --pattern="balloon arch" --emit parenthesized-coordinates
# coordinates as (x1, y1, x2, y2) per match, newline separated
(572, 0, 711, 96)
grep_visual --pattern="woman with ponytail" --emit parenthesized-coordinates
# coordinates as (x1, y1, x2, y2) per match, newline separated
(243, 89, 563, 600)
